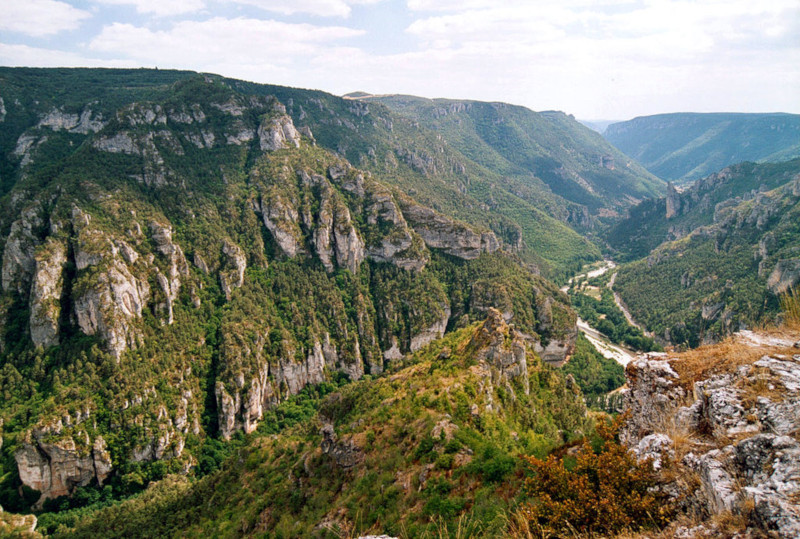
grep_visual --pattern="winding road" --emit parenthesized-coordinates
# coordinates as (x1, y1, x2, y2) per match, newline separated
(607, 271, 652, 337)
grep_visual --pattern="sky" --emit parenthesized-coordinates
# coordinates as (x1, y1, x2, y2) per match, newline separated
(1, 0, 798, 120)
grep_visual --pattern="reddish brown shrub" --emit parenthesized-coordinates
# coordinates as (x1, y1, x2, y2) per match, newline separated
(520, 415, 674, 537)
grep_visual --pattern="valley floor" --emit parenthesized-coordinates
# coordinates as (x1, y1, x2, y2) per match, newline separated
(565, 260, 639, 366)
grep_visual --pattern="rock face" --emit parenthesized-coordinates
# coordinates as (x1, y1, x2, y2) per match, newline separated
(621, 335, 800, 538)
(258, 112, 301, 151)
(149, 222, 189, 324)
(399, 200, 499, 259)
(256, 158, 501, 275)
(220, 239, 247, 301)
(215, 339, 327, 440)
(38, 107, 105, 134)
(72, 248, 149, 359)
(410, 305, 450, 352)
(620, 353, 685, 445)
(767, 258, 800, 294)
(320, 421, 363, 470)
(665, 181, 681, 219)
(0, 505, 39, 537)
(469, 308, 530, 394)
(2, 205, 44, 294)
(28, 239, 67, 348)
(15, 420, 113, 506)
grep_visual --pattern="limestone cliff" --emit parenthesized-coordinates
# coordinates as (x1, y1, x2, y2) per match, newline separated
(468, 308, 530, 395)
(2, 204, 44, 294)
(215, 339, 327, 440)
(28, 239, 67, 348)
(398, 198, 499, 260)
(14, 413, 113, 506)
(0, 72, 580, 505)
(71, 209, 150, 359)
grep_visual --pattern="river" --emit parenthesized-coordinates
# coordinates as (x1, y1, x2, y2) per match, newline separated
(562, 260, 637, 367)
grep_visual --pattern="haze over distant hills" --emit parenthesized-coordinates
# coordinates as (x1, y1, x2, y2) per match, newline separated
(577, 119, 618, 134)
(604, 113, 800, 185)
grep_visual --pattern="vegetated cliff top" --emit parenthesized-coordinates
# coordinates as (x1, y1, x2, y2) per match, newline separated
(605, 112, 800, 185)
(621, 324, 800, 538)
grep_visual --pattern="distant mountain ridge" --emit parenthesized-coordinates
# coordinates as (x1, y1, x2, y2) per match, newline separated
(348, 93, 665, 221)
(606, 158, 800, 346)
(605, 112, 800, 185)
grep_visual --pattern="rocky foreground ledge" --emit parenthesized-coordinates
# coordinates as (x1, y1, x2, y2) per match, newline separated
(621, 329, 800, 538)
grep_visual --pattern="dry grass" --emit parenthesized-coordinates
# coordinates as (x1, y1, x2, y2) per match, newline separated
(780, 286, 800, 329)
(670, 339, 765, 392)
(669, 335, 799, 394)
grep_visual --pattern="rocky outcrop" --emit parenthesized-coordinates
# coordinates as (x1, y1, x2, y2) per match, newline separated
(298, 170, 365, 273)
(216, 339, 327, 440)
(469, 308, 530, 394)
(28, 239, 67, 348)
(38, 107, 104, 134)
(72, 260, 148, 359)
(15, 417, 113, 505)
(259, 190, 304, 259)
(2, 204, 44, 294)
(71, 208, 149, 358)
(620, 353, 685, 445)
(92, 132, 138, 154)
(410, 305, 450, 352)
(665, 181, 681, 219)
(361, 186, 426, 272)
(92, 130, 173, 187)
(399, 200, 499, 259)
(219, 239, 246, 301)
(258, 113, 301, 151)
(767, 258, 800, 294)
(320, 421, 363, 470)
(534, 339, 575, 367)
(0, 505, 39, 537)
(258, 163, 432, 273)
(149, 222, 189, 324)
(621, 335, 800, 538)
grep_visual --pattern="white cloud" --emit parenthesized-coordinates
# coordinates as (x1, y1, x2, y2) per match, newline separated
(1, 0, 90, 37)
(1, 0, 797, 119)
(94, 0, 205, 17)
(89, 18, 364, 78)
(392, 0, 800, 117)
(226, 0, 384, 18)
(0, 42, 136, 68)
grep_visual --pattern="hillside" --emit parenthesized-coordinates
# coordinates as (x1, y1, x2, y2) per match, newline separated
(605, 113, 800, 185)
(607, 158, 800, 260)
(349, 93, 665, 222)
(21, 318, 800, 538)
(0, 69, 582, 514)
(0, 68, 601, 281)
(38, 310, 592, 537)
(607, 159, 800, 346)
